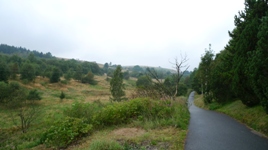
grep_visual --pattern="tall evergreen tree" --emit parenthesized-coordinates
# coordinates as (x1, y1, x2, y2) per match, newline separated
(197, 44, 214, 103)
(110, 66, 126, 101)
(73, 65, 83, 81)
(209, 50, 235, 103)
(190, 68, 201, 94)
(0, 61, 10, 83)
(9, 62, 19, 79)
(249, 12, 268, 113)
(50, 67, 61, 83)
(230, 0, 268, 106)
(103, 62, 109, 73)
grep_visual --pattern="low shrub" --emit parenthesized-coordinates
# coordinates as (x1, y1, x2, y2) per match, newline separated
(27, 89, 42, 100)
(63, 101, 103, 124)
(89, 140, 123, 150)
(208, 102, 222, 110)
(93, 98, 190, 129)
(40, 117, 92, 148)
(39, 98, 190, 149)
(93, 98, 150, 127)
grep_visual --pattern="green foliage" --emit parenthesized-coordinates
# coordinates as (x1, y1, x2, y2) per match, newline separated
(136, 75, 152, 88)
(1, 81, 40, 133)
(9, 62, 19, 79)
(198, 44, 214, 102)
(110, 66, 126, 101)
(203, 92, 213, 104)
(0, 81, 25, 104)
(0, 81, 9, 103)
(64, 69, 73, 80)
(89, 140, 123, 150)
(248, 13, 268, 113)
(103, 62, 109, 73)
(228, 0, 268, 107)
(0, 44, 104, 83)
(20, 62, 36, 82)
(208, 102, 222, 110)
(209, 51, 235, 103)
(90, 62, 103, 75)
(191, 0, 268, 113)
(28, 53, 37, 63)
(0, 61, 10, 83)
(177, 84, 187, 96)
(81, 71, 98, 85)
(94, 98, 149, 126)
(123, 71, 130, 80)
(132, 65, 143, 72)
(60, 91, 65, 100)
(41, 117, 92, 148)
(63, 101, 103, 124)
(27, 89, 42, 100)
(162, 76, 187, 97)
(93, 98, 189, 129)
(50, 67, 61, 83)
(73, 65, 83, 81)
(190, 68, 201, 94)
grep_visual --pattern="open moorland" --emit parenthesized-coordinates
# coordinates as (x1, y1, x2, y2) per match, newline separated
(0, 75, 190, 150)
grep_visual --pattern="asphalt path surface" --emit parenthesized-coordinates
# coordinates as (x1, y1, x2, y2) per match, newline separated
(185, 92, 268, 150)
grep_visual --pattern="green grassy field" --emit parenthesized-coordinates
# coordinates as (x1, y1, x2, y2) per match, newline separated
(0, 76, 190, 150)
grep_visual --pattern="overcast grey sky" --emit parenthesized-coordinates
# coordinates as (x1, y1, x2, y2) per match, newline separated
(0, 0, 245, 71)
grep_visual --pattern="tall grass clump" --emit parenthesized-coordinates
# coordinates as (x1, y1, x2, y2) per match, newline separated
(88, 139, 124, 150)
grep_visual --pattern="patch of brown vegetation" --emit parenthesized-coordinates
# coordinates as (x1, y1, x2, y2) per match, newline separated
(111, 128, 146, 139)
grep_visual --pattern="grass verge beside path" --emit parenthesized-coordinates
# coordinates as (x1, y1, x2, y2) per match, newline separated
(194, 94, 268, 137)
(217, 101, 268, 136)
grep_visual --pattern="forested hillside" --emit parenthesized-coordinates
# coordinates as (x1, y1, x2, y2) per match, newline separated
(191, 0, 268, 113)
(0, 43, 191, 149)
(0, 44, 104, 83)
(0, 44, 53, 58)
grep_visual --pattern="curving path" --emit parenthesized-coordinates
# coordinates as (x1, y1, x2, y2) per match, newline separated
(185, 92, 268, 150)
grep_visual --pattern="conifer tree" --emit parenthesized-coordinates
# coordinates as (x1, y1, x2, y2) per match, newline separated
(110, 66, 126, 101)
(50, 67, 61, 83)
(0, 61, 10, 83)
(249, 12, 268, 113)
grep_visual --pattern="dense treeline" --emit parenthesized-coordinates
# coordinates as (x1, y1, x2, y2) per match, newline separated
(0, 44, 53, 58)
(0, 44, 103, 84)
(191, 0, 268, 113)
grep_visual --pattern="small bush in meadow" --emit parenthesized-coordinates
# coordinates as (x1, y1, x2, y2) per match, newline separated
(27, 89, 41, 100)
(40, 117, 92, 148)
(89, 140, 123, 150)
(64, 101, 103, 124)
(93, 98, 150, 127)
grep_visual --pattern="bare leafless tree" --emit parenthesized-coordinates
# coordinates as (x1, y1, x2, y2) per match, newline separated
(134, 54, 189, 101)
(170, 54, 190, 99)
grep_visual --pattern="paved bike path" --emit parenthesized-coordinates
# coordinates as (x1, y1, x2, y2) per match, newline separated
(185, 92, 268, 150)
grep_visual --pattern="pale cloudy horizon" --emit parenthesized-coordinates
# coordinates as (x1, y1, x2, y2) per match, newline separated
(0, 0, 245, 71)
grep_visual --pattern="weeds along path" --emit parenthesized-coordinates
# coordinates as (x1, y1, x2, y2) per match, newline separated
(185, 92, 268, 150)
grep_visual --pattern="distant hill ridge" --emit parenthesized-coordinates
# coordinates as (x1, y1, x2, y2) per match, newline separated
(0, 43, 190, 75)
(0, 44, 53, 59)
